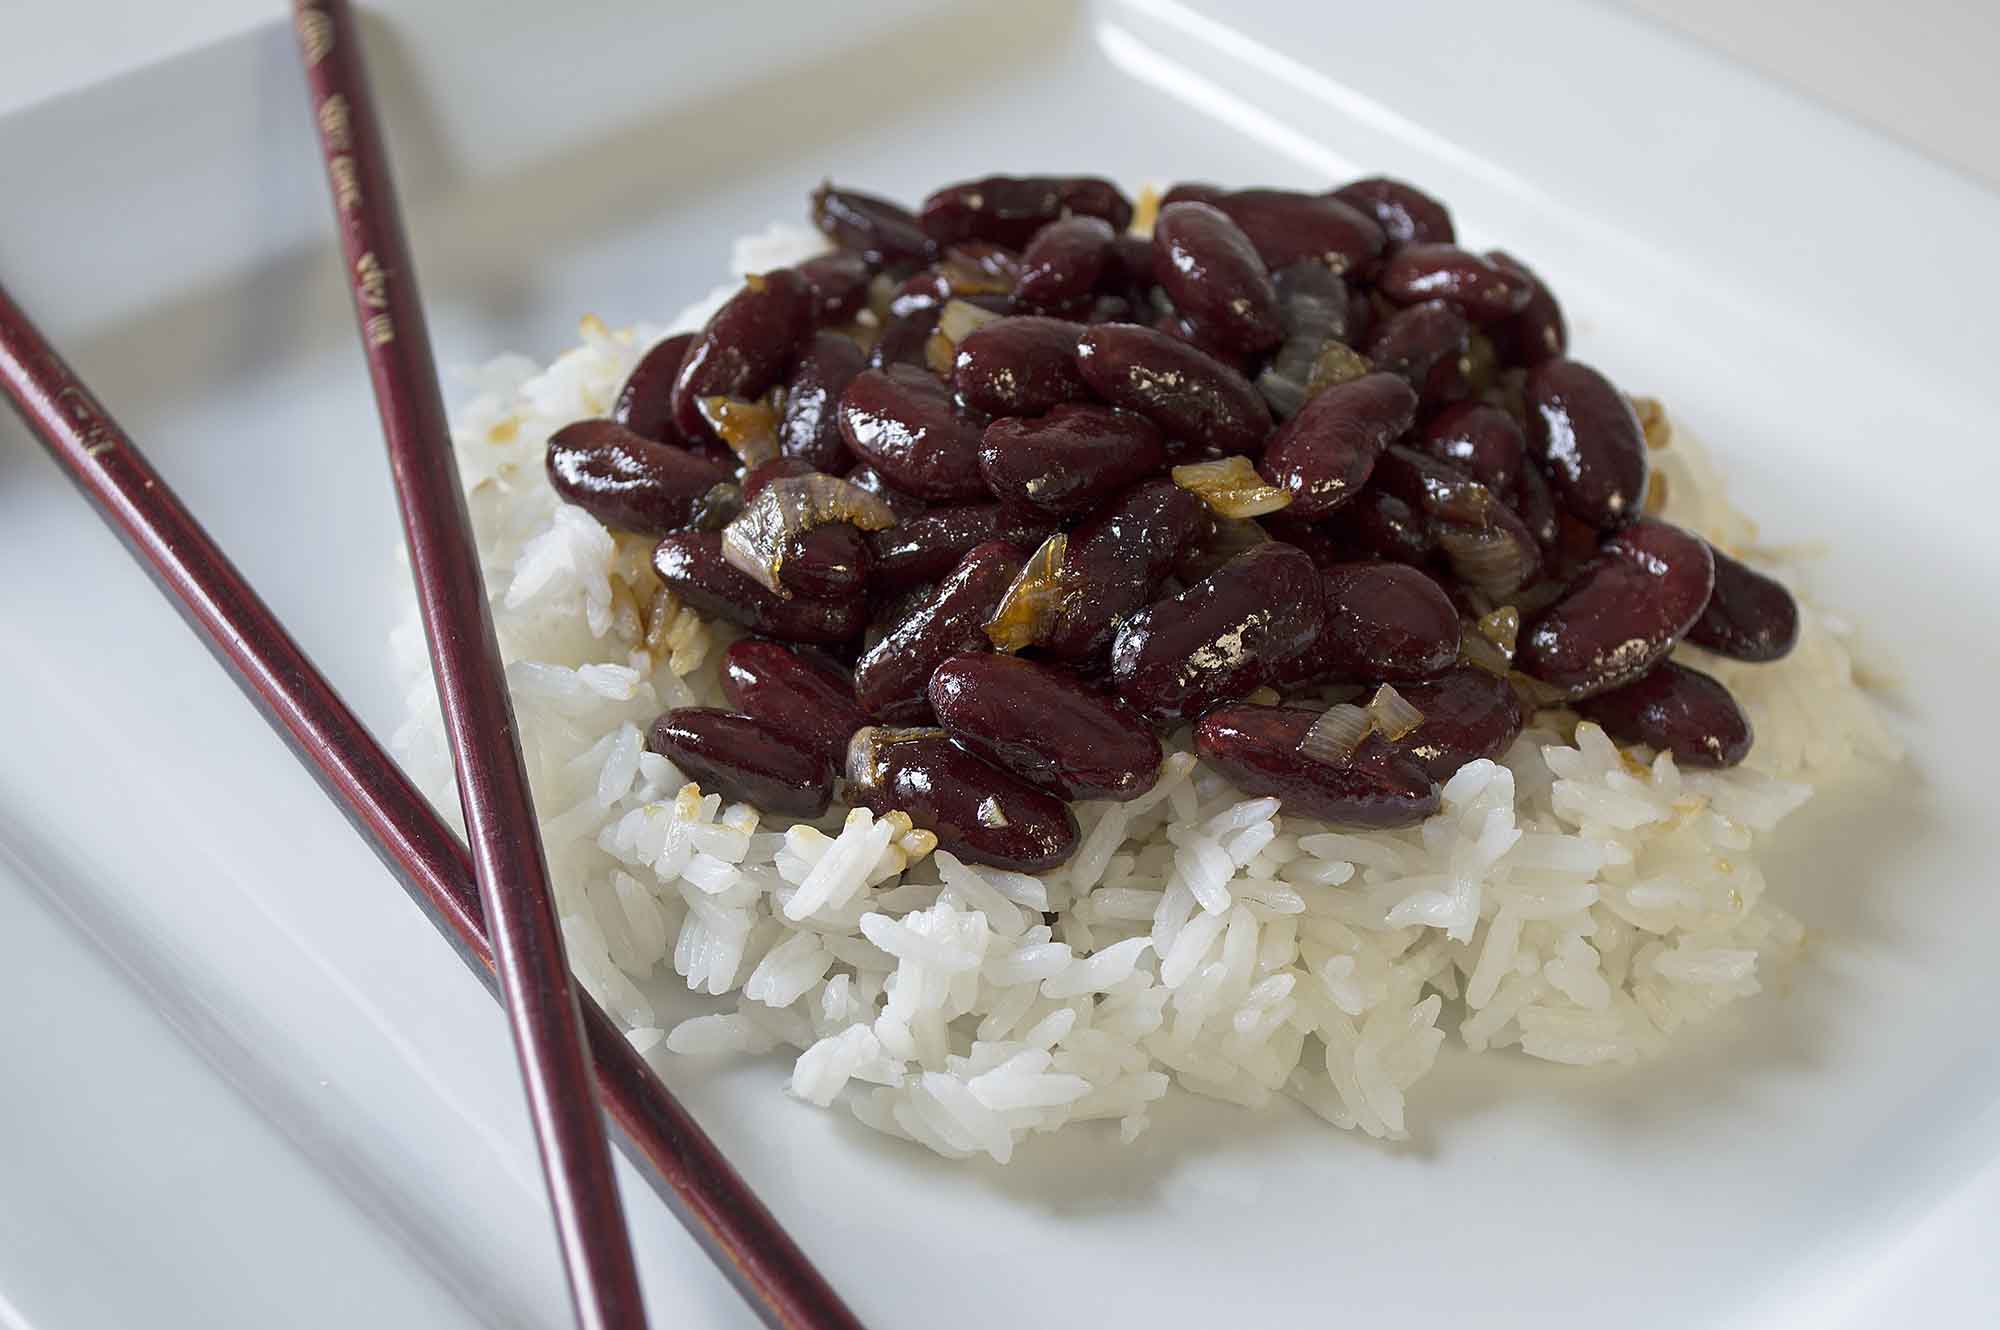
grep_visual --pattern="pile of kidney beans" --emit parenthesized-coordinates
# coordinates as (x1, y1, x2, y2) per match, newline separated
(545, 174, 1800, 872)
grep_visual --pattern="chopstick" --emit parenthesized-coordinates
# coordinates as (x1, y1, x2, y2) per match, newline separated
(0, 276, 864, 1330)
(289, 3, 653, 1328)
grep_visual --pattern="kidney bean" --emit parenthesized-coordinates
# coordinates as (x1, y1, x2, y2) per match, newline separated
(854, 540, 1025, 721)
(867, 308, 941, 370)
(1110, 543, 1324, 721)
(1379, 244, 1532, 323)
(888, 243, 1022, 317)
(844, 728, 1077, 871)
(780, 523, 872, 600)
(1318, 488, 1434, 566)
(811, 183, 937, 269)
(1012, 216, 1117, 317)
(1074, 323, 1272, 456)
(978, 405, 1164, 518)
(1366, 299, 1470, 394)
(796, 251, 873, 325)
(929, 653, 1162, 800)
(1193, 705, 1438, 827)
(1513, 454, 1562, 552)
(1524, 359, 1649, 530)
(1206, 189, 1385, 277)
(1160, 182, 1227, 208)
(1386, 668, 1528, 781)
(1419, 400, 1526, 493)
(778, 331, 865, 471)
(1575, 661, 1753, 768)
(918, 175, 1134, 249)
(1330, 176, 1457, 248)
(719, 640, 867, 765)
(1043, 478, 1209, 663)
(1372, 446, 1542, 596)
(867, 504, 1051, 592)
(670, 268, 815, 441)
(545, 420, 736, 536)
(1297, 562, 1461, 683)
(1516, 519, 1715, 698)
(648, 708, 833, 818)
(612, 333, 695, 443)
(951, 316, 1091, 417)
(1685, 548, 1800, 662)
(1257, 372, 1414, 519)
(1484, 251, 1567, 368)
(653, 531, 865, 644)
(837, 365, 989, 501)
(1151, 203, 1284, 355)
(843, 463, 928, 519)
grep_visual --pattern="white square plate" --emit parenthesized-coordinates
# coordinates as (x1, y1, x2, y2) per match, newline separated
(4, 2, 1997, 1326)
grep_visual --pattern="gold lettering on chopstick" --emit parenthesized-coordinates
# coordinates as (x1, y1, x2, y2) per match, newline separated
(295, 7, 334, 66)
(329, 155, 361, 212)
(365, 314, 396, 346)
(56, 387, 120, 457)
(317, 94, 352, 151)
(354, 252, 389, 310)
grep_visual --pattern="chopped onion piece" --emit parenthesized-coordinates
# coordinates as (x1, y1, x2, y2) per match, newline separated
(1304, 343, 1371, 394)
(1171, 455, 1292, 518)
(1436, 520, 1536, 597)
(1177, 515, 1269, 583)
(1460, 631, 1511, 676)
(1299, 703, 1371, 766)
(937, 298, 1002, 346)
(721, 473, 900, 595)
(983, 532, 1069, 652)
(1630, 394, 1672, 450)
(1366, 683, 1424, 741)
(698, 392, 782, 467)
(846, 725, 949, 784)
(924, 332, 956, 376)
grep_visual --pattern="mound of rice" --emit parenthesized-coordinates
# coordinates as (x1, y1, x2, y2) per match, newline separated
(389, 223, 1900, 1162)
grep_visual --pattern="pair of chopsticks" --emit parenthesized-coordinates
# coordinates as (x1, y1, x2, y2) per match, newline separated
(0, 2, 864, 1328)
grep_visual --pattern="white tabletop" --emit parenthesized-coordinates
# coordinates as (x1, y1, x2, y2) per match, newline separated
(5, 1, 1998, 191)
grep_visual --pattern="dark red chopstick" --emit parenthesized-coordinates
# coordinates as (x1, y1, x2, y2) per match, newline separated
(0, 280, 863, 1329)
(290, 3, 649, 1327)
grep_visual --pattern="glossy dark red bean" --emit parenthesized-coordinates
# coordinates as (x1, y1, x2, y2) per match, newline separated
(795, 251, 873, 325)
(844, 728, 1077, 871)
(1517, 519, 1715, 698)
(1013, 216, 1117, 317)
(929, 653, 1162, 800)
(1206, 188, 1385, 277)
(951, 316, 1091, 417)
(918, 175, 1134, 249)
(653, 531, 866, 644)
(720, 639, 868, 765)
(854, 540, 1025, 721)
(1043, 478, 1209, 664)
(1686, 548, 1800, 662)
(888, 243, 1022, 317)
(1418, 400, 1526, 494)
(1524, 359, 1649, 530)
(1330, 177, 1456, 248)
(1109, 543, 1325, 721)
(1379, 244, 1532, 323)
(1257, 372, 1414, 519)
(777, 331, 865, 471)
(1318, 487, 1434, 565)
(545, 419, 736, 536)
(1074, 323, 1272, 456)
(1513, 454, 1562, 552)
(1485, 251, 1567, 368)
(780, 523, 872, 600)
(1387, 668, 1528, 782)
(867, 308, 940, 370)
(1151, 203, 1284, 355)
(648, 708, 833, 818)
(739, 455, 816, 499)
(867, 504, 1051, 592)
(1366, 299, 1470, 394)
(670, 268, 815, 440)
(1160, 182, 1227, 208)
(810, 184, 936, 269)
(1193, 705, 1439, 828)
(978, 405, 1164, 519)
(843, 463, 928, 520)
(1372, 446, 1542, 596)
(1575, 661, 1753, 768)
(612, 333, 695, 443)
(837, 365, 989, 502)
(1298, 562, 1461, 683)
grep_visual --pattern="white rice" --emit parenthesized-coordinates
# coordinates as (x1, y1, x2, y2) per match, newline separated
(390, 221, 1900, 1161)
